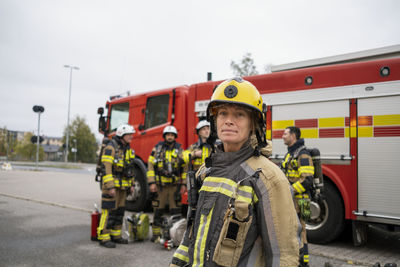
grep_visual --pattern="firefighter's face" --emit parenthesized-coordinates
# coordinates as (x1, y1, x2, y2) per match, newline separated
(216, 105, 252, 152)
(122, 133, 133, 144)
(198, 126, 210, 139)
(282, 129, 295, 146)
(165, 133, 176, 143)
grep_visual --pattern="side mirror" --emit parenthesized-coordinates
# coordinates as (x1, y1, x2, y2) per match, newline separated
(99, 117, 107, 133)
(97, 107, 104, 115)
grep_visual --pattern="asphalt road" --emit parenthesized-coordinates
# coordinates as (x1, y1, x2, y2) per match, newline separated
(0, 167, 399, 267)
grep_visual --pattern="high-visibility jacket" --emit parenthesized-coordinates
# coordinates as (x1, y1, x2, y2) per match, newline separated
(147, 141, 185, 185)
(183, 138, 211, 172)
(171, 142, 300, 267)
(101, 137, 135, 190)
(281, 139, 314, 195)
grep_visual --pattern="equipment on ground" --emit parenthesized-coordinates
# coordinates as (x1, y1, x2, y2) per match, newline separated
(126, 212, 150, 242)
(156, 214, 186, 250)
(91, 204, 101, 241)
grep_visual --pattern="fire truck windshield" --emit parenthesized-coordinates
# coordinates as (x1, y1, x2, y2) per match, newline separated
(109, 102, 129, 132)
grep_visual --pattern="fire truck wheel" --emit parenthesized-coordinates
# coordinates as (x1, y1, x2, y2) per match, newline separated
(125, 158, 149, 212)
(306, 180, 345, 244)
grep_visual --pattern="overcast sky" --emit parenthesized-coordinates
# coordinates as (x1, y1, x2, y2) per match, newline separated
(1, 0, 399, 140)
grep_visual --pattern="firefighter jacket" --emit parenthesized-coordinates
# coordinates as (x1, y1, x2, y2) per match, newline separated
(281, 139, 314, 195)
(100, 137, 136, 190)
(183, 138, 212, 171)
(147, 141, 185, 186)
(171, 142, 301, 267)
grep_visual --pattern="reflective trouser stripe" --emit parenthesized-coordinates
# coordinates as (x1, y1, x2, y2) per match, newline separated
(111, 229, 121, 237)
(97, 209, 110, 241)
(152, 226, 161, 235)
(304, 254, 309, 263)
(173, 244, 189, 263)
(193, 206, 214, 267)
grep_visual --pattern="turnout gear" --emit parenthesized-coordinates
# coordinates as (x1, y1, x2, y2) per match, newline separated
(97, 135, 136, 246)
(281, 138, 314, 266)
(172, 79, 299, 266)
(171, 142, 301, 267)
(147, 140, 185, 241)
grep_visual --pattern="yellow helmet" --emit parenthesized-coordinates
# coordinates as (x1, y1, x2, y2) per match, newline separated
(207, 77, 264, 119)
(205, 77, 267, 153)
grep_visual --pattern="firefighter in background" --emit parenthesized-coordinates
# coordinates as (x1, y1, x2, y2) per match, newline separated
(147, 125, 186, 242)
(183, 120, 211, 172)
(171, 78, 300, 267)
(281, 126, 314, 267)
(97, 124, 136, 248)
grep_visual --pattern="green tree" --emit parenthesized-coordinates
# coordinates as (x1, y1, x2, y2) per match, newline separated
(15, 132, 44, 161)
(63, 116, 97, 163)
(0, 127, 7, 156)
(230, 53, 259, 77)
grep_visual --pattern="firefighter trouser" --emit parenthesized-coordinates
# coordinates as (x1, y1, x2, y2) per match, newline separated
(151, 184, 181, 236)
(295, 195, 309, 265)
(97, 188, 127, 242)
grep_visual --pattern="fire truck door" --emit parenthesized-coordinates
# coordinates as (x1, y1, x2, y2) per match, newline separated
(357, 95, 400, 221)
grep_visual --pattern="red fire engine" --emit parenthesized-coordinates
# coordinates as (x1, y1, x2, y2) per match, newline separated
(98, 46, 400, 244)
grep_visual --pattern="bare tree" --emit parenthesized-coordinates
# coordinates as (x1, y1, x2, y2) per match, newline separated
(230, 53, 259, 77)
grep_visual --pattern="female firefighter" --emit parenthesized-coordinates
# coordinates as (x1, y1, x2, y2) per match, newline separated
(170, 78, 301, 267)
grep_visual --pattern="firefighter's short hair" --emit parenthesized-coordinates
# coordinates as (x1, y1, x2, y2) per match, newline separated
(286, 126, 301, 140)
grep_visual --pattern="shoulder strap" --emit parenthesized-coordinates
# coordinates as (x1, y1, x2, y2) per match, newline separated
(292, 145, 306, 159)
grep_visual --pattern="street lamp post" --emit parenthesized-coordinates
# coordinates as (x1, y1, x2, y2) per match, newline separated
(63, 64, 79, 162)
(33, 105, 45, 169)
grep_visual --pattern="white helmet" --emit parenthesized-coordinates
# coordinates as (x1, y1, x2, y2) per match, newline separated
(116, 124, 135, 137)
(163, 125, 178, 137)
(196, 120, 210, 132)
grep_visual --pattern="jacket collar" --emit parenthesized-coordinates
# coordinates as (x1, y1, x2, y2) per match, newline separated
(287, 138, 305, 154)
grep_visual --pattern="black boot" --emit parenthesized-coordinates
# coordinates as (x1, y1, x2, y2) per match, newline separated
(113, 238, 129, 244)
(100, 240, 116, 248)
(298, 244, 310, 267)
